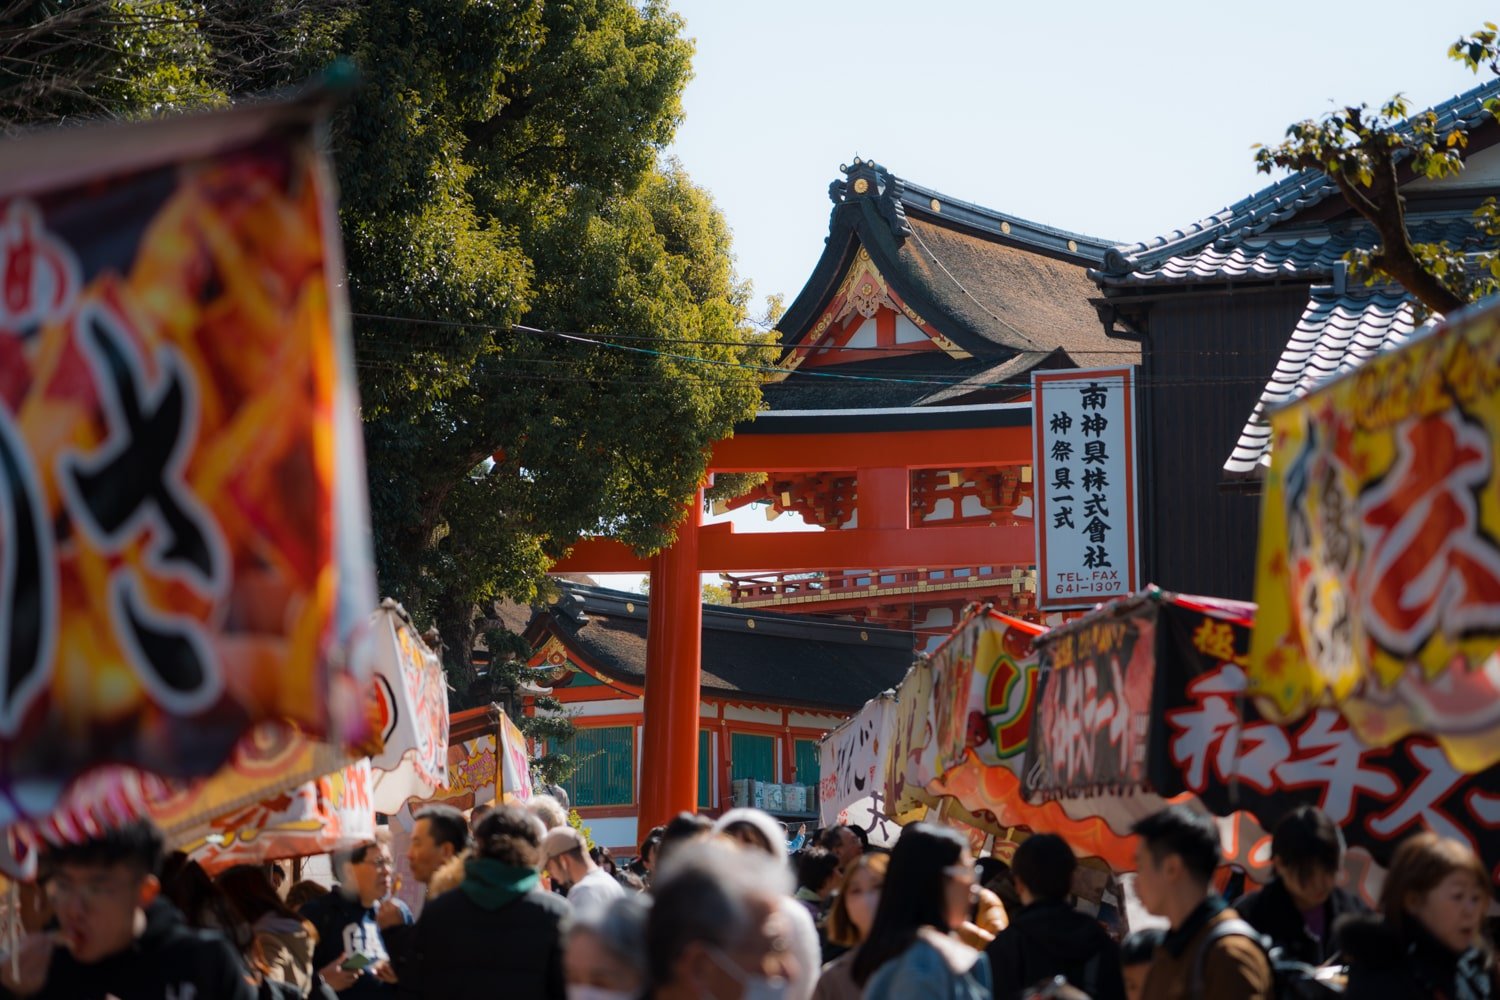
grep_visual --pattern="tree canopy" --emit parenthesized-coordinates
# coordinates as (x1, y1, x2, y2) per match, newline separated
(2, 2, 775, 754)
(1254, 23, 1500, 314)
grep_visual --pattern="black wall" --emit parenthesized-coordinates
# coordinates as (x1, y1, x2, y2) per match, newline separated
(1128, 286, 1308, 600)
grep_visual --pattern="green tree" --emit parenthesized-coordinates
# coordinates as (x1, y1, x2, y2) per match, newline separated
(2, 3, 774, 761)
(1254, 24, 1500, 314)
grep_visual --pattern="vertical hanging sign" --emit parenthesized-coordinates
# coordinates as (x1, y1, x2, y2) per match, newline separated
(1031, 368, 1140, 609)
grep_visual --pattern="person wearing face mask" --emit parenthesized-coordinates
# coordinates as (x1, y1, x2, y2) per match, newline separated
(1233, 806, 1366, 968)
(852, 823, 992, 1000)
(811, 853, 888, 1000)
(1340, 832, 1497, 999)
(646, 839, 799, 1000)
(544, 827, 625, 917)
(565, 894, 651, 1000)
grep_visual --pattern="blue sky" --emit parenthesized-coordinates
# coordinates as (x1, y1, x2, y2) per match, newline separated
(665, 1, 1493, 315)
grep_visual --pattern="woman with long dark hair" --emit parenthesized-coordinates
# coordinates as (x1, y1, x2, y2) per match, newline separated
(812, 853, 889, 1000)
(217, 864, 319, 998)
(851, 823, 991, 999)
(1341, 833, 1497, 999)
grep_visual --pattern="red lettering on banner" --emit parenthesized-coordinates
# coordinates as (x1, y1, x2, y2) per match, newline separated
(0, 201, 79, 330)
(1360, 412, 1500, 657)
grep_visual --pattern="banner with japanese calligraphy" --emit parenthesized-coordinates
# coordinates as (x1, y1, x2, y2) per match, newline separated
(819, 693, 899, 847)
(1250, 298, 1500, 772)
(1022, 600, 1157, 800)
(1154, 596, 1500, 881)
(1032, 368, 1141, 610)
(498, 709, 533, 803)
(883, 660, 939, 825)
(0, 99, 376, 824)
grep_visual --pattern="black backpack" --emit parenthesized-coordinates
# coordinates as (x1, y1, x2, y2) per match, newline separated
(1189, 918, 1343, 999)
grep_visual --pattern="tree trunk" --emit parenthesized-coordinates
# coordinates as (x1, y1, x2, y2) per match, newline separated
(434, 590, 480, 709)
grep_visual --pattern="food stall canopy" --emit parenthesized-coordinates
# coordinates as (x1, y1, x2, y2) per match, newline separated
(0, 90, 376, 828)
(1250, 294, 1500, 772)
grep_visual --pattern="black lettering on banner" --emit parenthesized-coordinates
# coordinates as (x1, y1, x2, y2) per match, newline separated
(1080, 382, 1108, 410)
(1051, 467, 1073, 491)
(1081, 413, 1108, 437)
(0, 405, 55, 733)
(1050, 439, 1073, 463)
(61, 306, 224, 594)
(1049, 412, 1073, 434)
(110, 574, 219, 713)
(1083, 441, 1108, 465)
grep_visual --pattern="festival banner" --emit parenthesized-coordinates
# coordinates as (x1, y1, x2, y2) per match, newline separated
(370, 604, 450, 814)
(1022, 601, 1157, 801)
(498, 709, 533, 803)
(183, 759, 375, 873)
(1154, 596, 1500, 880)
(1250, 298, 1500, 772)
(819, 694, 899, 846)
(0, 97, 375, 824)
(883, 661, 939, 825)
(1031, 368, 1141, 609)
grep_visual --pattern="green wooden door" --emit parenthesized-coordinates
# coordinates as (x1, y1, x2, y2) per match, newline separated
(561, 725, 634, 807)
(698, 730, 712, 809)
(730, 732, 776, 782)
(794, 739, 820, 789)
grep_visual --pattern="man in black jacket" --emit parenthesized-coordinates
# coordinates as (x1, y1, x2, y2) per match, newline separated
(302, 835, 412, 997)
(0, 819, 257, 1000)
(1234, 806, 1367, 966)
(984, 833, 1125, 1000)
(398, 804, 570, 1000)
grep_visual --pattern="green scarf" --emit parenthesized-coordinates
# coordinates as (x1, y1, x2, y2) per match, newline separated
(461, 857, 539, 911)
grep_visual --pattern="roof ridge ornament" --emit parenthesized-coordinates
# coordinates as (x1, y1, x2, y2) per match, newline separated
(835, 157, 912, 240)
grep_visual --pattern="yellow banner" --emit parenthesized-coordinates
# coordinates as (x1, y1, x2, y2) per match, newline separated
(1250, 298, 1500, 771)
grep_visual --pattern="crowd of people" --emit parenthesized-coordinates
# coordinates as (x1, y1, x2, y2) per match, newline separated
(0, 798, 1496, 999)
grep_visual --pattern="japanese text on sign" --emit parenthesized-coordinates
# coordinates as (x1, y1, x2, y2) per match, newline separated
(1032, 369, 1139, 609)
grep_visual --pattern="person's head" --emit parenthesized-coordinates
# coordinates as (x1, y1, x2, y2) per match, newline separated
(640, 828, 665, 873)
(591, 845, 617, 876)
(265, 862, 286, 893)
(824, 853, 890, 947)
(474, 804, 544, 869)
(1131, 806, 1221, 925)
(657, 812, 714, 868)
(1118, 927, 1164, 1000)
(1270, 806, 1344, 912)
(216, 864, 301, 926)
(468, 802, 495, 834)
(1012, 833, 1076, 905)
(646, 839, 797, 999)
(616, 870, 646, 893)
(818, 825, 863, 867)
(332, 834, 394, 906)
(1380, 832, 1491, 954)
(529, 794, 570, 831)
(43, 819, 166, 964)
(544, 826, 596, 889)
(286, 879, 329, 911)
(566, 893, 652, 1000)
(713, 809, 786, 858)
(159, 852, 234, 930)
(851, 822, 972, 987)
(795, 847, 840, 899)
(409, 804, 470, 886)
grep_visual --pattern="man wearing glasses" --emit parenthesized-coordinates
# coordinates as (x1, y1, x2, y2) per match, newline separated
(0, 819, 256, 998)
(301, 833, 413, 996)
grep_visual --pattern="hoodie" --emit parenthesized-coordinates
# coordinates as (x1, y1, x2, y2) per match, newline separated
(0, 898, 257, 1000)
(1340, 912, 1497, 1000)
(984, 898, 1126, 1000)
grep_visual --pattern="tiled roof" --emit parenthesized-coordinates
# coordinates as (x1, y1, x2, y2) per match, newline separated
(527, 583, 914, 712)
(1098, 78, 1500, 280)
(1224, 287, 1429, 481)
(1106, 216, 1481, 286)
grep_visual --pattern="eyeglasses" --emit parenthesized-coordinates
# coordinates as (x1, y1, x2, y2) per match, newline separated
(355, 855, 394, 871)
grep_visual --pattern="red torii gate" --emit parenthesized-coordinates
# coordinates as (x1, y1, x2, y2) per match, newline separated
(549, 404, 1033, 841)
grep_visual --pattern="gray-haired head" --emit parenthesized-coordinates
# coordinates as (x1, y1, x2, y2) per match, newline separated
(569, 893, 652, 983)
(646, 839, 793, 987)
(527, 794, 569, 831)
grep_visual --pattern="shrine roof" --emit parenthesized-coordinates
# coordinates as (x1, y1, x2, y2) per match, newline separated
(775, 159, 1130, 380)
(1096, 78, 1500, 283)
(527, 583, 914, 712)
(1223, 286, 1428, 484)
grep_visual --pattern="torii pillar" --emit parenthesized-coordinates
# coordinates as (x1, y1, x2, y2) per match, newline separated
(637, 490, 703, 837)
(548, 404, 1035, 843)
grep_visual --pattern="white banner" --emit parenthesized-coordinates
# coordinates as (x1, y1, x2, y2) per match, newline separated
(1031, 368, 1140, 609)
(819, 694, 899, 846)
(499, 710, 533, 803)
(370, 604, 450, 814)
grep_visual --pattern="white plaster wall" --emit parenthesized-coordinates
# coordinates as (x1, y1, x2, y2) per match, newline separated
(723, 704, 782, 725)
(580, 816, 640, 854)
